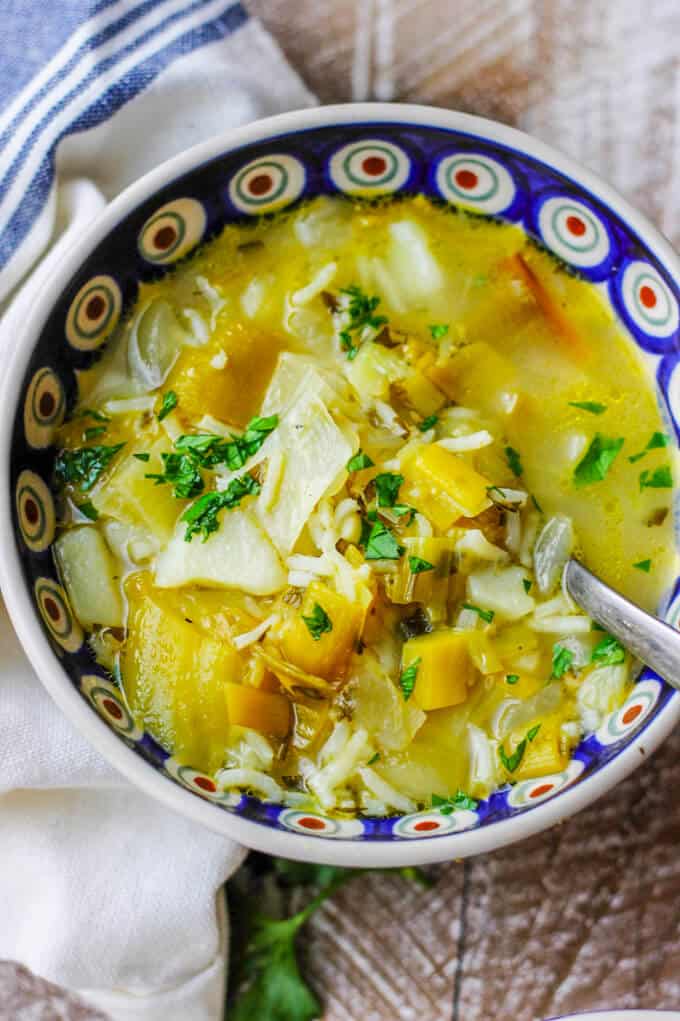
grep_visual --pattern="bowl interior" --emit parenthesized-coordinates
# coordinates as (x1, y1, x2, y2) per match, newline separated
(7, 108, 680, 854)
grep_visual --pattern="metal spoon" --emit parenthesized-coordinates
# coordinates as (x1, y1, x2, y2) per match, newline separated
(564, 558, 680, 690)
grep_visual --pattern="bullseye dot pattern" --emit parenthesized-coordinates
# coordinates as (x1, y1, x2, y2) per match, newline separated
(278, 809, 365, 838)
(65, 275, 122, 350)
(138, 198, 207, 264)
(434, 153, 516, 214)
(81, 674, 142, 740)
(34, 577, 82, 652)
(618, 260, 679, 340)
(596, 678, 662, 746)
(16, 470, 55, 552)
(228, 155, 305, 214)
(23, 366, 65, 448)
(536, 196, 612, 270)
(392, 807, 478, 838)
(507, 760, 585, 809)
(328, 140, 411, 195)
(164, 758, 241, 804)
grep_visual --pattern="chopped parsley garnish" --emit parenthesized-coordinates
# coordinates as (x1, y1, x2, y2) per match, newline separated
(418, 414, 439, 432)
(432, 791, 479, 814)
(181, 475, 260, 542)
(301, 603, 333, 642)
(551, 643, 574, 679)
(399, 658, 420, 701)
(505, 445, 523, 477)
(569, 401, 607, 415)
(133, 452, 150, 462)
(429, 324, 449, 340)
(374, 471, 404, 508)
(363, 519, 405, 560)
(175, 415, 278, 472)
(367, 752, 381, 766)
(462, 602, 495, 624)
(338, 285, 387, 360)
(531, 494, 543, 513)
(633, 558, 652, 573)
(84, 425, 107, 441)
(573, 433, 624, 487)
(506, 674, 520, 685)
(78, 408, 110, 423)
(639, 465, 673, 491)
(629, 431, 669, 463)
(77, 500, 99, 521)
(522, 578, 532, 593)
(346, 450, 374, 472)
(157, 390, 178, 421)
(499, 725, 541, 773)
(408, 555, 434, 574)
(55, 443, 125, 492)
(591, 635, 625, 666)
(146, 452, 204, 499)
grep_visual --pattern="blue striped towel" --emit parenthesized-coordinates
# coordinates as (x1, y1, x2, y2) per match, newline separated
(0, 0, 315, 309)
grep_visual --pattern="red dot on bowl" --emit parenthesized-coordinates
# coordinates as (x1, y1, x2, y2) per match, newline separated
(44, 596, 60, 622)
(153, 225, 177, 251)
(455, 169, 478, 190)
(102, 698, 123, 720)
(639, 284, 657, 309)
(530, 783, 554, 799)
(38, 391, 56, 417)
(248, 173, 273, 196)
(24, 498, 39, 525)
(362, 155, 387, 176)
(622, 704, 643, 725)
(414, 820, 440, 832)
(85, 294, 106, 320)
(194, 776, 217, 792)
(298, 817, 326, 830)
(566, 214, 586, 237)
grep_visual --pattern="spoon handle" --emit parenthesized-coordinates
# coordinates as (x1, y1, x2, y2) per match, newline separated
(564, 558, 680, 691)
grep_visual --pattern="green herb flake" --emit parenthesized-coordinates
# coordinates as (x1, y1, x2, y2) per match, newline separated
(301, 603, 333, 642)
(54, 443, 125, 492)
(462, 602, 495, 624)
(432, 790, 479, 815)
(573, 433, 624, 487)
(633, 558, 652, 573)
(338, 285, 387, 360)
(363, 519, 405, 561)
(527, 724, 541, 742)
(505, 445, 523, 478)
(531, 494, 543, 513)
(367, 752, 381, 766)
(408, 555, 434, 574)
(346, 450, 374, 472)
(146, 452, 204, 500)
(591, 634, 626, 666)
(522, 578, 532, 593)
(506, 674, 520, 685)
(551, 643, 574, 679)
(182, 475, 260, 542)
(569, 401, 607, 415)
(157, 390, 178, 422)
(429, 323, 449, 340)
(499, 738, 527, 774)
(78, 408, 110, 423)
(84, 425, 107, 441)
(374, 471, 404, 508)
(639, 465, 673, 491)
(629, 431, 670, 463)
(77, 500, 99, 521)
(399, 658, 421, 701)
(133, 452, 150, 462)
(418, 414, 439, 432)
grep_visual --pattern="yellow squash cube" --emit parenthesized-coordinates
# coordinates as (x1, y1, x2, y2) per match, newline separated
(502, 714, 569, 781)
(224, 683, 291, 737)
(278, 581, 365, 684)
(402, 630, 477, 711)
(402, 443, 492, 529)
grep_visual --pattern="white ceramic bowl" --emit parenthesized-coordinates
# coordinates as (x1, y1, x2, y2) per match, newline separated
(2, 103, 679, 865)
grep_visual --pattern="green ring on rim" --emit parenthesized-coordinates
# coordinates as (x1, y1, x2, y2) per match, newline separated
(607, 689, 656, 739)
(631, 272, 672, 325)
(88, 684, 135, 734)
(140, 210, 187, 259)
(35, 580, 73, 641)
(550, 203, 600, 254)
(30, 368, 64, 426)
(233, 161, 289, 206)
(72, 283, 117, 340)
(17, 481, 47, 543)
(445, 157, 498, 202)
(342, 144, 399, 186)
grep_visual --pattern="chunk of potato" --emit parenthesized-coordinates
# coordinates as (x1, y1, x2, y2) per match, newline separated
(402, 630, 477, 711)
(277, 581, 365, 683)
(401, 443, 492, 529)
(224, 683, 291, 737)
(91, 439, 182, 543)
(122, 572, 244, 772)
(54, 526, 123, 629)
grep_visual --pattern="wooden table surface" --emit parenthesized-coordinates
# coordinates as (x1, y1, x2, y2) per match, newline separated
(3, 1, 680, 1018)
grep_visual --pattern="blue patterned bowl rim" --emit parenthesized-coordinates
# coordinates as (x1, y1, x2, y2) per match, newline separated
(1, 104, 679, 867)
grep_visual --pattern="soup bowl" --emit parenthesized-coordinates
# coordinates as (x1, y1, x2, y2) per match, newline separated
(2, 103, 679, 866)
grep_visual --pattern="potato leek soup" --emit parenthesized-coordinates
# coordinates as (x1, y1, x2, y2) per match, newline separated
(51, 195, 675, 817)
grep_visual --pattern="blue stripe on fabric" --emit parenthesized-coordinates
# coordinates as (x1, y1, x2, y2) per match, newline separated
(0, 0, 119, 108)
(0, 0, 223, 206)
(0, 0, 176, 156)
(0, 2, 248, 271)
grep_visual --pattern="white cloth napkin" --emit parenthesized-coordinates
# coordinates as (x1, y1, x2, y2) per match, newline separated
(0, 4, 315, 1018)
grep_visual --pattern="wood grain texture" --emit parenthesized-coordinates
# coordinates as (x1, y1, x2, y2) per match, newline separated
(4, 1, 680, 1017)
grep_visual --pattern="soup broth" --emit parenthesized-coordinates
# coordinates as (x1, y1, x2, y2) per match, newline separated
(51, 195, 676, 815)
